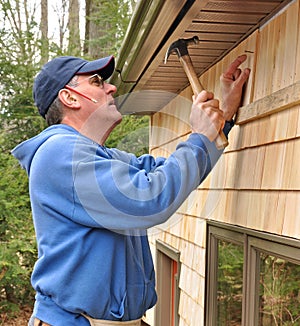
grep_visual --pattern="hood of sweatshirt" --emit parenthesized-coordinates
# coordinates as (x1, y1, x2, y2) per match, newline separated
(12, 124, 79, 175)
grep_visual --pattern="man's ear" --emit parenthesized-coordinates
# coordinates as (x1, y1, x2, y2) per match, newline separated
(59, 89, 81, 109)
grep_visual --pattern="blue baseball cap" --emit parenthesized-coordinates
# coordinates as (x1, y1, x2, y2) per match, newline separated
(33, 55, 115, 118)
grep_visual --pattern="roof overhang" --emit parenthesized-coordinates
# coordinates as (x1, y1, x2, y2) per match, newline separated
(110, 0, 293, 115)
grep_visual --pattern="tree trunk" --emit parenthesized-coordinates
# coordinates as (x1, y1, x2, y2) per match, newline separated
(89, 0, 106, 59)
(68, 0, 81, 55)
(83, 0, 91, 55)
(40, 0, 49, 64)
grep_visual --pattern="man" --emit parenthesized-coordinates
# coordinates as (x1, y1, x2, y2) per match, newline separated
(12, 54, 249, 326)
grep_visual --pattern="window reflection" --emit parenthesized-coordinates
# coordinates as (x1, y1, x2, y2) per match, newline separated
(217, 240, 244, 325)
(259, 254, 300, 325)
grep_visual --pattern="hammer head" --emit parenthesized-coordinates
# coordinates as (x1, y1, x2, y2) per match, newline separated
(164, 36, 199, 64)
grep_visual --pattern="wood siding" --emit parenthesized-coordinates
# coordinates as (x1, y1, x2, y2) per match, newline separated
(148, 1, 300, 325)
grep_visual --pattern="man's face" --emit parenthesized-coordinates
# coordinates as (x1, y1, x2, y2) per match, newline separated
(74, 74, 119, 114)
(69, 74, 122, 143)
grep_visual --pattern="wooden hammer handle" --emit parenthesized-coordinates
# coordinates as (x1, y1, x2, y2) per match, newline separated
(179, 55, 229, 150)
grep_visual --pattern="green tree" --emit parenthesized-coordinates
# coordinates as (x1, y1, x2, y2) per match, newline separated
(0, 0, 146, 318)
(106, 115, 149, 157)
(68, 0, 81, 55)
(85, 0, 136, 58)
(0, 153, 36, 313)
(83, 0, 149, 156)
(0, 1, 41, 307)
(0, 0, 43, 315)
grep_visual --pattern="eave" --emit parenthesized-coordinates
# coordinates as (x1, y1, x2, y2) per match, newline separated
(110, 0, 293, 115)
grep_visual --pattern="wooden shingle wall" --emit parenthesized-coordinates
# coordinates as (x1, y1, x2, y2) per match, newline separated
(148, 1, 300, 325)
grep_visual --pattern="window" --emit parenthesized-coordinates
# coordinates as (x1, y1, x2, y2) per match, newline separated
(155, 240, 181, 326)
(206, 222, 300, 326)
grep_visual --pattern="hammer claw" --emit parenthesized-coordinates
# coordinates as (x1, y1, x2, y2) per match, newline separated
(164, 36, 199, 64)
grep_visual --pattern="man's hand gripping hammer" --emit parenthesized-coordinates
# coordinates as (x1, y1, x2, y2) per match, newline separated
(164, 36, 228, 150)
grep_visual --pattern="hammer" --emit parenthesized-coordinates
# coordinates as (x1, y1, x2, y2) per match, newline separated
(164, 36, 228, 149)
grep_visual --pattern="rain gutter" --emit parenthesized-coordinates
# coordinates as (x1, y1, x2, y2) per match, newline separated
(110, 0, 197, 98)
(109, 0, 166, 96)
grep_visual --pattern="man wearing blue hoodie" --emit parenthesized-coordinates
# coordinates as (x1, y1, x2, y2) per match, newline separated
(12, 54, 249, 326)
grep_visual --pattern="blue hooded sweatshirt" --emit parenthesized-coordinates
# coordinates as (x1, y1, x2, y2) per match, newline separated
(12, 123, 231, 325)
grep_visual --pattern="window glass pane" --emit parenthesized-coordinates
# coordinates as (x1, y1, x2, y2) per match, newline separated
(259, 254, 300, 325)
(217, 240, 244, 325)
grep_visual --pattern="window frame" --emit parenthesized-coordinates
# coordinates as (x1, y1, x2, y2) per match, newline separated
(155, 240, 181, 326)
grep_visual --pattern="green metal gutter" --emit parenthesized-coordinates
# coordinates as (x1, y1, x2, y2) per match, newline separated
(109, 0, 166, 96)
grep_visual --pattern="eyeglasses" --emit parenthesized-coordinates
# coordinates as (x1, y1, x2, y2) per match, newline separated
(64, 74, 104, 103)
(73, 74, 104, 89)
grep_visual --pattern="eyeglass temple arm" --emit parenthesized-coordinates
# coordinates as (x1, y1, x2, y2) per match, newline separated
(64, 85, 98, 103)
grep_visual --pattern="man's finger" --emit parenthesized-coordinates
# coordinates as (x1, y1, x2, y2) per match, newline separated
(222, 54, 247, 80)
(235, 68, 251, 88)
(193, 90, 214, 104)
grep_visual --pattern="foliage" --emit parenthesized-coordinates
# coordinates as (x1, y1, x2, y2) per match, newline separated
(0, 0, 145, 317)
(0, 0, 40, 117)
(0, 0, 45, 316)
(259, 255, 300, 325)
(0, 153, 36, 314)
(106, 115, 149, 156)
(217, 241, 244, 324)
(86, 0, 136, 57)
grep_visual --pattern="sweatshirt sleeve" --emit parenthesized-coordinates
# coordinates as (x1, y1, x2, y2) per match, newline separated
(72, 128, 229, 231)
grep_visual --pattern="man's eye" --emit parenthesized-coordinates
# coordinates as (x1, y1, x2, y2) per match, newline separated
(90, 76, 103, 87)
(90, 78, 100, 86)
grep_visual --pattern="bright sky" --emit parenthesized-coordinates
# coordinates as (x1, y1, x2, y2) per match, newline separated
(50, 0, 85, 39)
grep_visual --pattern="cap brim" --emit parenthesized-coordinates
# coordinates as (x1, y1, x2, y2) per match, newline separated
(76, 55, 115, 81)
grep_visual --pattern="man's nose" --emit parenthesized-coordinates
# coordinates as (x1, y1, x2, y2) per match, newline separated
(105, 83, 117, 94)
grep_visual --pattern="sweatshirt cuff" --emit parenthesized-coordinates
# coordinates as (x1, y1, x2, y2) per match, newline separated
(187, 133, 223, 171)
(223, 119, 235, 137)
